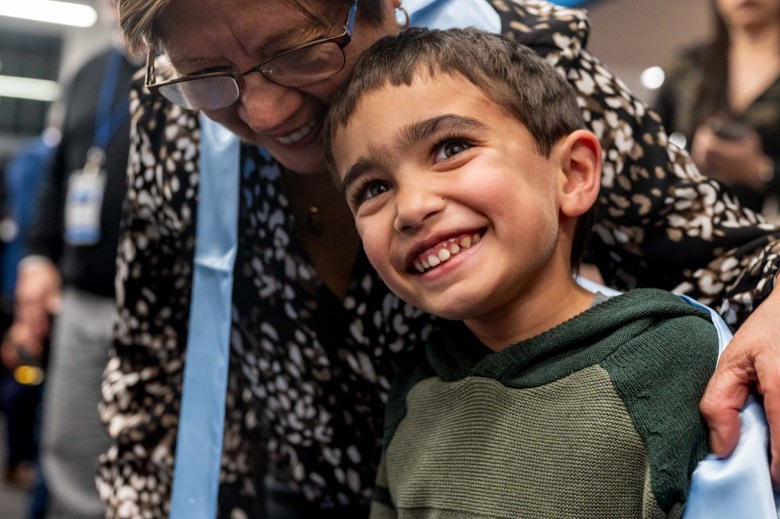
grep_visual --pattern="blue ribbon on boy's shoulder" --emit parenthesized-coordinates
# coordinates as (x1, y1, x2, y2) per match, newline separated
(579, 278, 779, 517)
(679, 295, 780, 518)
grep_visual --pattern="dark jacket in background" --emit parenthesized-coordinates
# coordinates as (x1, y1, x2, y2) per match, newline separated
(654, 45, 780, 213)
(25, 48, 136, 297)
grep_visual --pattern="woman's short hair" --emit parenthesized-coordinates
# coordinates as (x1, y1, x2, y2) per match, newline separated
(118, 0, 386, 57)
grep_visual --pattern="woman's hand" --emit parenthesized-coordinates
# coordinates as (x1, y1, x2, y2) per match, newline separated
(700, 283, 780, 486)
(691, 120, 774, 189)
(0, 322, 43, 370)
(15, 258, 61, 344)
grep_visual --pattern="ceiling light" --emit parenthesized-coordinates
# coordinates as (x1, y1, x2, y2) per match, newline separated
(640, 66, 665, 90)
(0, 0, 98, 28)
(0, 75, 60, 102)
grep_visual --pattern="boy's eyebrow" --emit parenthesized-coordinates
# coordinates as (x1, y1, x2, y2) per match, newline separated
(340, 114, 486, 194)
(340, 156, 378, 195)
(395, 114, 485, 150)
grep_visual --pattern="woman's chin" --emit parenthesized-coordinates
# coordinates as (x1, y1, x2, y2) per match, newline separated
(276, 155, 328, 175)
(262, 137, 328, 175)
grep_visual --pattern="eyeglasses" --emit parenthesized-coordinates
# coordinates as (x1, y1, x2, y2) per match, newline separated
(145, 2, 358, 111)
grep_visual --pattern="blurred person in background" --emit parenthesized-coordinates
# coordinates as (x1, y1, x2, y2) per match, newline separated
(655, 0, 780, 219)
(0, 129, 57, 493)
(2, 0, 139, 516)
(0, 124, 60, 519)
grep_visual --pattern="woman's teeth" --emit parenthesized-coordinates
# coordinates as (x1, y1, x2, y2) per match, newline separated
(277, 119, 318, 144)
(413, 233, 482, 273)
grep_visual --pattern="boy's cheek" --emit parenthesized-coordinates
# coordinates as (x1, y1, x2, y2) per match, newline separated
(356, 222, 375, 251)
(357, 226, 389, 272)
(363, 247, 391, 284)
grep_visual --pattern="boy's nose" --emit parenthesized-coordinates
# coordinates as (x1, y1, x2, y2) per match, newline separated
(393, 184, 446, 233)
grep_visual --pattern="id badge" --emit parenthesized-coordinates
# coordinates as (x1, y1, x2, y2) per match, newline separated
(65, 148, 107, 246)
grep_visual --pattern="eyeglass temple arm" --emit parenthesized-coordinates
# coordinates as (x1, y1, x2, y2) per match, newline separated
(145, 46, 156, 88)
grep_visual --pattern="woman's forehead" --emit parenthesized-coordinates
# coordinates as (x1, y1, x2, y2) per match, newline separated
(276, 0, 349, 26)
(158, 0, 344, 35)
(157, 0, 342, 61)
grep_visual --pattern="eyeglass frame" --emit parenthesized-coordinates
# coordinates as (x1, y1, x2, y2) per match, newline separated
(144, 1, 359, 108)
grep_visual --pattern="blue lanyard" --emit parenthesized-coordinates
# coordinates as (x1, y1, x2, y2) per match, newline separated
(93, 49, 129, 150)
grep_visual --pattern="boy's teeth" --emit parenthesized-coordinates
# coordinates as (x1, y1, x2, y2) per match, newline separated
(413, 233, 482, 274)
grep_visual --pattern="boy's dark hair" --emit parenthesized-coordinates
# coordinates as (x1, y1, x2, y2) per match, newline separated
(324, 27, 596, 270)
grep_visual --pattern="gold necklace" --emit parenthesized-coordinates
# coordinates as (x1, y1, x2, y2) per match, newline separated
(304, 205, 326, 236)
(280, 169, 328, 237)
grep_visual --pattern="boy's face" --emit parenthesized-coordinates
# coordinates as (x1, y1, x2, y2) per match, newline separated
(332, 74, 573, 323)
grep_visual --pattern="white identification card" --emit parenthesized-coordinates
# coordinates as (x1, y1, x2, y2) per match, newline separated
(64, 148, 107, 246)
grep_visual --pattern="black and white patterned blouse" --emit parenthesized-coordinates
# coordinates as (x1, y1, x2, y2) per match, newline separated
(97, 1, 780, 517)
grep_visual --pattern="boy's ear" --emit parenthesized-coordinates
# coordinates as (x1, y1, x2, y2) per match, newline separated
(556, 129, 602, 218)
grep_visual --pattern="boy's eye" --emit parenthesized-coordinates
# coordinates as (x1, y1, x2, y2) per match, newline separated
(434, 139, 472, 162)
(365, 181, 391, 199)
(350, 179, 392, 209)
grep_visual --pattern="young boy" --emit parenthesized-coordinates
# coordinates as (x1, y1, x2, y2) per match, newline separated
(324, 28, 720, 518)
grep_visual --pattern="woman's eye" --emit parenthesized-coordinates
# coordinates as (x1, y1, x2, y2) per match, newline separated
(434, 139, 472, 162)
(183, 65, 232, 77)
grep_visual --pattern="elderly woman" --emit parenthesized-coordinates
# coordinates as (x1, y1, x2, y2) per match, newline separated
(98, 0, 780, 517)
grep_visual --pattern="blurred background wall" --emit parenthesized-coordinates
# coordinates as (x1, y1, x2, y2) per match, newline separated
(588, 0, 710, 101)
(0, 1, 115, 162)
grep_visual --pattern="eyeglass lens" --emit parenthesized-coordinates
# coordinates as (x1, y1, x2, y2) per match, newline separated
(156, 41, 346, 110)
(159, 76, 240, 111)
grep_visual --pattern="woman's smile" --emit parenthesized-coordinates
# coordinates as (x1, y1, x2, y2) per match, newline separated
(276, 118, 320, 145)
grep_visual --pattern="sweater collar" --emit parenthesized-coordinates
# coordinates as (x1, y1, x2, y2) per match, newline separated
(427, 288, 710, 384)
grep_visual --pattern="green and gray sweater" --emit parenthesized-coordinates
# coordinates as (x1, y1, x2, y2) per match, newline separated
(371, 289, 719, 519)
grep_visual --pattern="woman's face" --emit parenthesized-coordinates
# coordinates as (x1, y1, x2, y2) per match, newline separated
(156, 0, 399, 174)
(716, 0, 780, 31)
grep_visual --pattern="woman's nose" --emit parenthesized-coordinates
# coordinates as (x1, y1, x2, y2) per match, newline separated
(393, 183, 446, 233)
(235, 73, 300, 132)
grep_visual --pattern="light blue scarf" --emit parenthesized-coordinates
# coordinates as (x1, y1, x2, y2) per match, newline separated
(169, 115, 239, 519)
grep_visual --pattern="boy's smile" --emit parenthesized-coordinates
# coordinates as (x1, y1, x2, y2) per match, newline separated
(332, 73, 596, 348)
(408, 232, 482, 273)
